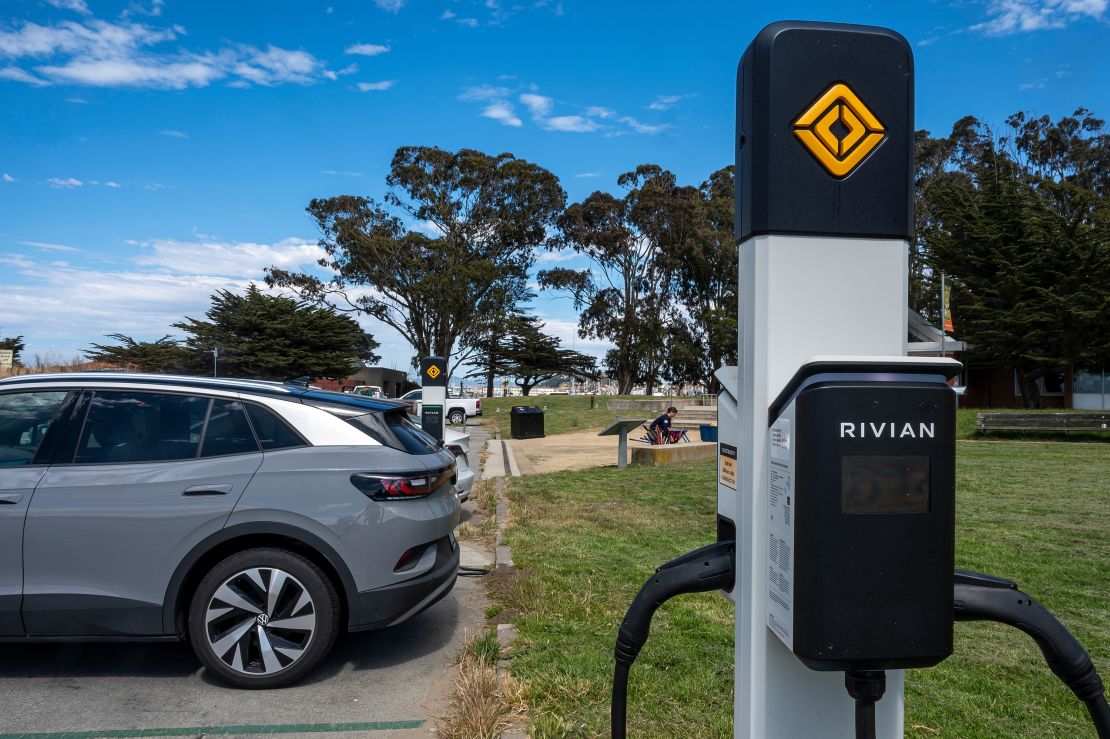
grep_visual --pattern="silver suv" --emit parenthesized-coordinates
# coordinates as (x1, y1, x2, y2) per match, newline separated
(0, 372, 460, 688)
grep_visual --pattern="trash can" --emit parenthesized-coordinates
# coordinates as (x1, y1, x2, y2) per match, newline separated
(699, 424, 718, 442)
(510, 405, 545, 439)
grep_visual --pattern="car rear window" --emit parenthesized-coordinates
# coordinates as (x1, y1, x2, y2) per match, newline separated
(244, 403, 305, 451)
(343, 409, 441, 455)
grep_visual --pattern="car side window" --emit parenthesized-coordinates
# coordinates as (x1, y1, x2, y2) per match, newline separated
(0, 391, 70, 467)
(244, 403, 305, 451)
(201, 399, 260, 457)
(74, 391, 208, 464)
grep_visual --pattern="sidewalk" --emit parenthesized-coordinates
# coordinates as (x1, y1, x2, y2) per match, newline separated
(484, 430, 626, 476)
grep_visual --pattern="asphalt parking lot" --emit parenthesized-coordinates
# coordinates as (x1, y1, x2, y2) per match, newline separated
(0, 501, 491, 739)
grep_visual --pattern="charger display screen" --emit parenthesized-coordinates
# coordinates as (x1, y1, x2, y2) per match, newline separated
(841, 455, 930, 514)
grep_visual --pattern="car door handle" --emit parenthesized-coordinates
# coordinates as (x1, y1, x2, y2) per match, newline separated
(0, 493, 23, 505)
(182, 484, 233, 496)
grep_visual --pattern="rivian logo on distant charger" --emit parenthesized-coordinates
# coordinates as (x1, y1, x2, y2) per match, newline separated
(426, 364, 442, 380)
(793, 83, 886, 178)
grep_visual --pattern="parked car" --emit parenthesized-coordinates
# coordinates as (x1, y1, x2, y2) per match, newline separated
(0, 372, 460, 688)
(443, 427, 474, 502)
(352, 385, 384, 398)
(399, 389, 482, 426)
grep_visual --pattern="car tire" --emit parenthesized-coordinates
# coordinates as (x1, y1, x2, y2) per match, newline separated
(448, 409, 466, 425)
(188, 547, 340, 689)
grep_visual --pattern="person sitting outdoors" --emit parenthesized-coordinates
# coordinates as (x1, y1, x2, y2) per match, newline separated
(649, 406, 680, 444)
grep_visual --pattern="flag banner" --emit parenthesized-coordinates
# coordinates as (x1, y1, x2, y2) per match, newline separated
(943, 284, 954, 333)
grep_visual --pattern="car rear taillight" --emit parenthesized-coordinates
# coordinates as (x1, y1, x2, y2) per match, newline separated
(350, 465, 455, 500)
(476, 400, 480, 410)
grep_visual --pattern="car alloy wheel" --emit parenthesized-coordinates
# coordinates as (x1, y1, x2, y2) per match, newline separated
(204, 567, 316, 676)
(189, 547, 339, 689)
(448, 410, 465, 425)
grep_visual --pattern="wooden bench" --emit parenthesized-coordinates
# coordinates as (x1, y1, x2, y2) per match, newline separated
(976, 412, 1110, 433)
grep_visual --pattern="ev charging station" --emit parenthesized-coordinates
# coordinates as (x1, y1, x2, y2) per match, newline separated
(721, 21, 944, 736)
(612, 19, 1107, 739)
(420, 355, 447, 443)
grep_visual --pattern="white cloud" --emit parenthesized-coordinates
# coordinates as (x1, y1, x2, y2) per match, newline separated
(440, 9, 456, 19)
(159, 128, 188, 138)
(65, 95, 88, 102)
(481, 101, 522, 127)
(456, 17, 480, 27)
(0, 66, 49, 85)
(374, 0, 406, 11)
(47, 177, 83, 188)
(233, 45, 323, 86)
(1, 235, 368, 360)
(134, 237, 324, 277)
(519, 92, 554, 117)
(647, 93, 695, 111)
(412, 220, 445, 237)
(0, 18, 333, 89)
(542, 115, 599, 133)
(573, 172, 600, 178)
(322, 169, 363, 177)
(459, 83, 509, 102)
(357, 79, 395, 91)
(121, 0, 165, 18)
(18, 241, 79, 252)
(970, 0, 1107, 35)
(619, 116, 670, 135)
(45, 0, 91, 14)
(464, 83, 671, 136)
(2, 173, 15, 182)
(345, 43, 390, 56)
(104, 181, 121, 188)
(1019, 78, 1048, 90)
(536, 250, 577, 263)
(326, 6, 334, 14)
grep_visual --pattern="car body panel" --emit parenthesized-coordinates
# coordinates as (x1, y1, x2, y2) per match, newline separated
(22, 453, 263, 635)
(0, 467, 44, 635)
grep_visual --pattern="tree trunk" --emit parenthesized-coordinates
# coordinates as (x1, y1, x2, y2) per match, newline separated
(485, 363, 495, 398)
(618, 371, 634, 396)
(1019, 371, 1043, 409)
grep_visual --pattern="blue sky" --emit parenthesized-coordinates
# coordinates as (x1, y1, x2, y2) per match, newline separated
(1, 0, 1107, 376)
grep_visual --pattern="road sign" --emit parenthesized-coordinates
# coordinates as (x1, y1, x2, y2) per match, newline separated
(0, 350, 12, 370)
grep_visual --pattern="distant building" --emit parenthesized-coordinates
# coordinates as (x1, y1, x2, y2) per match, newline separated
(312, 366, 416, 398)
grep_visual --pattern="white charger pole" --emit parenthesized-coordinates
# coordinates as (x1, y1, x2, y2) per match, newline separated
(722, 21, 916, 738)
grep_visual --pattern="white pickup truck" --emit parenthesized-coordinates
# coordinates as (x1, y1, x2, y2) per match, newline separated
(399, 389, 482, 425)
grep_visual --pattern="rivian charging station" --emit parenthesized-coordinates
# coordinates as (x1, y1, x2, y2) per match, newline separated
(611, 20, 1108, 739)
(420, 355, 447, 443)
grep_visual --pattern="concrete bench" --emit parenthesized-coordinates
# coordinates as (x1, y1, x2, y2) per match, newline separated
(976, 412, 1110, 433)
(631, 441, 717, 466)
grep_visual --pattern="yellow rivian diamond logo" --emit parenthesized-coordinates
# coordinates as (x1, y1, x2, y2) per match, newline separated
(426, 364, 441, 379)
(793, 83, 885, 178)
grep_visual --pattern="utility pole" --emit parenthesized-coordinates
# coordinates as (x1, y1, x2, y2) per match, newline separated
(209, 347, 219, 378)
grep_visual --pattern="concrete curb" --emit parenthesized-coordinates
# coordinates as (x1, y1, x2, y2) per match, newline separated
(502, 439, 522, 477)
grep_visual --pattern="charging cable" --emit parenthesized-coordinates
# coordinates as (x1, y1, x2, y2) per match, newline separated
(954, 569, 1110, 738)
(610, 540, 735, 739)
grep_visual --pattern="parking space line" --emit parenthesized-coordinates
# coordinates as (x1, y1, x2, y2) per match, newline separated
(0, 720, 423, 738)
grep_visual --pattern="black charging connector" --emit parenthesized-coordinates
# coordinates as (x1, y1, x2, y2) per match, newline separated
(954, 569, 1110, 739)
(611, 540, 735, 739)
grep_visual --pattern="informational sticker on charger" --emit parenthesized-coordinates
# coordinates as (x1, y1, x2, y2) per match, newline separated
(769, 418, 791, 462)
(767, 414, 795, 648)
(719, 443, 737, 490)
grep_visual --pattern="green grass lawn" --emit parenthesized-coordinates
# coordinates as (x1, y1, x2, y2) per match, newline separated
(478, 395, 650, 436)
(492, 442, 1109, 737)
